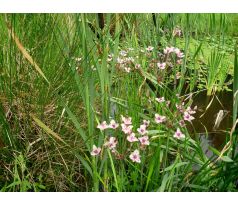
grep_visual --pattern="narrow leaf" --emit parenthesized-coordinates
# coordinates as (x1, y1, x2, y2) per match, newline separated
(6, 23, 49, 84)
(30, 114, 64, 143)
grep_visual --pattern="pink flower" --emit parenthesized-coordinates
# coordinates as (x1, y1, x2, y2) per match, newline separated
(174, 48, 184, 58)
(173, 128, 185, 139)
(155, 97, 165, 103)
(143, 120, 150, 127)
(137, 124, 148, 135)
(90, 145, 101, 156)
(155, 114, 166, 124)
(129, 149, 141, 163)
(121, 115, 132, 125)
(97, 121, 108, 131)
(109, 120, 119, 129)
(176, 52, 184, 58)
(164, 46, 174, 54)
(121, 124, 133, 134)
(127, 133, 139, 142)
(139, 136, 150, 146)
(179, 120, 186, 127)
(186, 106, 197, 115)
(104, 137, 117, 150)
(146, 46, 154, 51)
(157, 62, 166, 70)
(183, 111, 195, 122)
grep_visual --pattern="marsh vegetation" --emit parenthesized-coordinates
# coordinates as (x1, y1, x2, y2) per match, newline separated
(0, 14, 237, 191)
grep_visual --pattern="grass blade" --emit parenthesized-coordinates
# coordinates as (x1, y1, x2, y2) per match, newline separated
(233, 42, 238, 125)
(107, 150, 119, 191)
(30, 114, 64, 143)
(6, 23, 49, 84)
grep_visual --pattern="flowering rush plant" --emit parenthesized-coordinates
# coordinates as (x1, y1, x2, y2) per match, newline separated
(107, 44, 184, 78)
(91, 96, 197, 164)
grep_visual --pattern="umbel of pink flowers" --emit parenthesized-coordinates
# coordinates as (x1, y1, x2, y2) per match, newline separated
(91, 98, 196, 163)
(92, 115, 150, 163)
(114, 45, 184, 74)
(157, 46, 185, 70)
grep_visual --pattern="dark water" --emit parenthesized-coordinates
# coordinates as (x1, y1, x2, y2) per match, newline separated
(188, 90, 233, 155)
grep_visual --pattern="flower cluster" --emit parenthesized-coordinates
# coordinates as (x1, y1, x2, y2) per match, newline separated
(97, 120, 119, 130)
(176, 103, 197, 123)
(163, 46, 184, 58)
(91, 115, 152, 164)
(91, 41, 197, 163)
(109, 44, 185, 77)
(155, 46, 185, 71)
(116, 50, 137, 73)
(91, 97, 196, 163)
(154, 96, 196, 141)
(91, 93, 198, 162)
